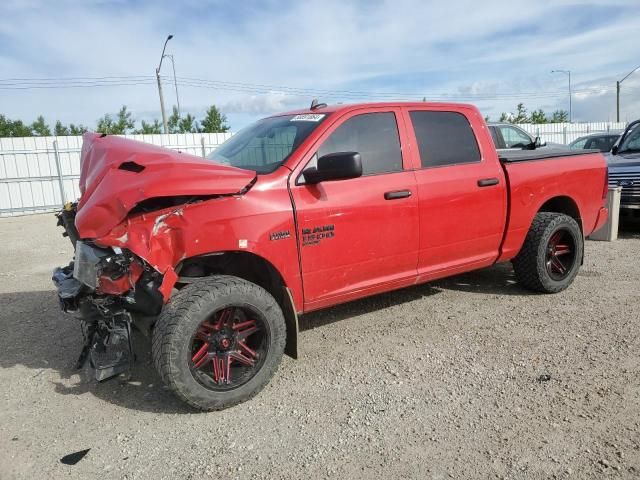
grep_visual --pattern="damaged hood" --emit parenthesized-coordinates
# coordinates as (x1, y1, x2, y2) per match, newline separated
(75, 132, 255, 238)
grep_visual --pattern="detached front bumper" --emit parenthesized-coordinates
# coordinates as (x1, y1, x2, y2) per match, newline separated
(52, 262, 135, 381)
(52, 239, 164, 381)
(52, 264, 84, 312)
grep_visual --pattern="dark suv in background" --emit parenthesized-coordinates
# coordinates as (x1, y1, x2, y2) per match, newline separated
(608, 119, 640, 215)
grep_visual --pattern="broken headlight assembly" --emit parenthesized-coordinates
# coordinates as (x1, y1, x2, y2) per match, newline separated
(73, 241, 143, 295)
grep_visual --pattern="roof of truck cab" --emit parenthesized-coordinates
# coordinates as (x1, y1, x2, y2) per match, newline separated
(276, 102, 478, 116)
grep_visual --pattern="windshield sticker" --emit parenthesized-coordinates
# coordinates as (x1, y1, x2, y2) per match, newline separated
(291, 114, 325, 122)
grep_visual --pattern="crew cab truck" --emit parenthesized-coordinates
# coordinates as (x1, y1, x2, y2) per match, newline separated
(53, 102, 609, 411)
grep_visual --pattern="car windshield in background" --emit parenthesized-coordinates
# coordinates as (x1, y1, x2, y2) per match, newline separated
(570, 135, 619, 152)
(207, 114, 330, 173)
(619, 124, 640, 153)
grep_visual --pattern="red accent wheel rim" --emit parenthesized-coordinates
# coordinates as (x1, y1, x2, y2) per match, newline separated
(545, 228, 577, 281)
(189, 306, 268, 391)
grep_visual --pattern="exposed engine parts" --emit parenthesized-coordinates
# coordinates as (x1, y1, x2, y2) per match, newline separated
(53, 208, 165, 381)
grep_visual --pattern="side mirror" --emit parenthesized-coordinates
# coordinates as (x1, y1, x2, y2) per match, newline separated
(611, 145, 619, 155)
(302, 152, 362, 184)
(535, 136, 546, 148)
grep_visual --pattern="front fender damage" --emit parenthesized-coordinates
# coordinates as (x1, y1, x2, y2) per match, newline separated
(96, 206, 190, 301)
(53, 133, 258, 383)
(53, 205, 190, 382)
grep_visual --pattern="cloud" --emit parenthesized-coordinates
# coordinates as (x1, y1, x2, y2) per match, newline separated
(221, 91, 302, 114)
(1, 0, 639, 128)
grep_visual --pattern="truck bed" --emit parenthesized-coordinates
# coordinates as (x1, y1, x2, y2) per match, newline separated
(499, 149, 601, 163)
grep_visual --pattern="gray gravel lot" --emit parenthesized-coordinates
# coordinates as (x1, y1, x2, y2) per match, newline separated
(0, 213, 638, 479)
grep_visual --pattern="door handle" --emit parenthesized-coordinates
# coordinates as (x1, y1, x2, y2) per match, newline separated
(384, 190, 412, 200)
(477, 178, 500, 187)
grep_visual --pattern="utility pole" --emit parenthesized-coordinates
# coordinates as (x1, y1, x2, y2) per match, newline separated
(617, 65, 640, 122)
(156, 74, 168, 133)
(551, 70, 571, 122)
(156, 34, 173, 133)
(164, 54, 181, 117)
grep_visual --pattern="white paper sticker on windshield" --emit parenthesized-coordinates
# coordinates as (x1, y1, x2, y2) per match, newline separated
(290, 114, 325, 122)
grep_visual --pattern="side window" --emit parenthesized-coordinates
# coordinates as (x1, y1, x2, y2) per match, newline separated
(489, 126, 502, 149)
(500, 126, 532, 148)
(585, 138, 601, 151)
(570, 138, 588, 150)
(317, 112, 403, 175)
(409, 111, 481, 168)
(603, 136, 618, 151)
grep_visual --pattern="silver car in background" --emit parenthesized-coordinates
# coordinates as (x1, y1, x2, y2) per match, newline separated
(569, 132, 621, 153)
(488, 122, 565, 152)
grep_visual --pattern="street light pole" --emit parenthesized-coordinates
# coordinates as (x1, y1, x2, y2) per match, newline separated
(156, 34, 173, 133)
(616, 65, 640, 122)
(551, 70, 571, 123)
(163, 54, 181, 118)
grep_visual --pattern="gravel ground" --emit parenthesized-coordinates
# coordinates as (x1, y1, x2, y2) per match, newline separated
(0, 213, 638, 479)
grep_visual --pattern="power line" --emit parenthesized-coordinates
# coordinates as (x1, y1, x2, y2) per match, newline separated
(0, 75, 154, 82)
(0, 81, 157, 90)
(174, 76, 572, 99)
(0, 74, 633, 102)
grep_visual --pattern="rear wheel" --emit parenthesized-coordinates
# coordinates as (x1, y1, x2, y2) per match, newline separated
(512, 212, 583, 293)
(152, 276, 286, 411)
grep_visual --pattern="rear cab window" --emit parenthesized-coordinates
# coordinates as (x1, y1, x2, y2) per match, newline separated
(408, 111, 481, 168)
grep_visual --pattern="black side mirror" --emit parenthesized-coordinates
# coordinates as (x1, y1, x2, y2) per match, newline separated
(303, 152, 362, 184)
(611, 145, 619, 155)
(535, 136, 546, 148)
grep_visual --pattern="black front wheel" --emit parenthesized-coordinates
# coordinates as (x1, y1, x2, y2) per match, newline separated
(512, 212, 583, 293)
(152, 276, 286, 411)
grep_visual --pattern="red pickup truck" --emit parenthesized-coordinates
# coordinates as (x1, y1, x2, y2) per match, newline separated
(53, 102, 608, 410)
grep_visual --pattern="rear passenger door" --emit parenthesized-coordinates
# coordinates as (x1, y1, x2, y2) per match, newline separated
(402, 108, 507, 279)
(290, 108, 419, 310)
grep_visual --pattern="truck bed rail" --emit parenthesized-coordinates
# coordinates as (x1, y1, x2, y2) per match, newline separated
(499, 149, 601, 163)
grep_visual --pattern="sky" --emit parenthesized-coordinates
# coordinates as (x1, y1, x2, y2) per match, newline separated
(1, 0, 640, 131)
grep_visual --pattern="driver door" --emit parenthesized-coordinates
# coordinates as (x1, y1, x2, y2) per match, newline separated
(289, 108, 419, 311)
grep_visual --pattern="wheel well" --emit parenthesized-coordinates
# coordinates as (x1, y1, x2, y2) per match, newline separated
(538, 196, 582, 231)
(176, 251, 298, 358)
(178, 251, 283, 297)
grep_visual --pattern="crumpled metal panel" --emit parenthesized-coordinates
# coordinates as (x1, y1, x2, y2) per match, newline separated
(75, 132, 256, 239)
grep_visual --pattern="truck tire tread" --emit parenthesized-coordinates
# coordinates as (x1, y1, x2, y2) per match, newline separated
(152, 275, 286, 411)
(512, 212, 583, 293)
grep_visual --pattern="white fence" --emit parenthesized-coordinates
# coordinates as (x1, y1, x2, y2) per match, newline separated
(0, 133, 233, 216)
(517, 122, 626, 145)
(0, 121, 630, 217)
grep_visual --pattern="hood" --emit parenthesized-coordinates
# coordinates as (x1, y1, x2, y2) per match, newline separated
(75, 132, 255, 238)
(605, 151, 640, 169)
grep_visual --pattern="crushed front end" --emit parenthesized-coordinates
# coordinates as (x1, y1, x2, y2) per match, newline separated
(53, 203, 164, 381)
(51, 132, 257, 383)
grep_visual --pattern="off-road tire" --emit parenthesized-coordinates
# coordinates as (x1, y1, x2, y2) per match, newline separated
(512, 212, 583, 293)
(152, 275, 286, 411)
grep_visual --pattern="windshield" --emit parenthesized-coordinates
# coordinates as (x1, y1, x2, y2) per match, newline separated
(619, 123, 640, 153)
(207, 113, 330, 173)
